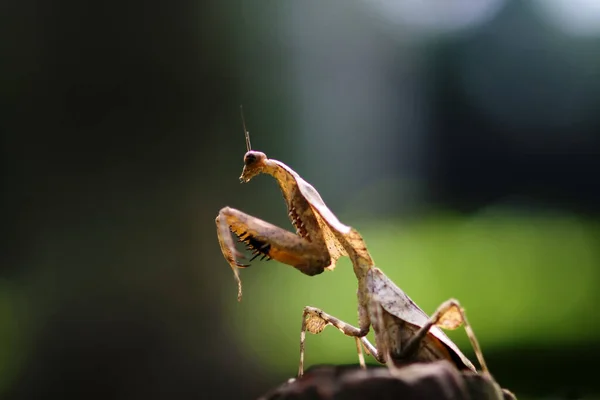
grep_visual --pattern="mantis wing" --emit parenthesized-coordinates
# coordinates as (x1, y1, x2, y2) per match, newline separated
(367, 267, 476, 371)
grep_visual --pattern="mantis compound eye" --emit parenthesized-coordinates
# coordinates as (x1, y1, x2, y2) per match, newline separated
(244, 153, 257, 165)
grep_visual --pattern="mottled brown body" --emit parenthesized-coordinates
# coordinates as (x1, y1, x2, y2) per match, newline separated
(216, 144, 512, 399)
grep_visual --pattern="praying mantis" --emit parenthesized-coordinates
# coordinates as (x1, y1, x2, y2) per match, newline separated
(215, 123, 514, 399)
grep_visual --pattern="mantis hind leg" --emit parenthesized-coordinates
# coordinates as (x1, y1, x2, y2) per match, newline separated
(216, 207, 330, 300)
(400, 299, 489, 375)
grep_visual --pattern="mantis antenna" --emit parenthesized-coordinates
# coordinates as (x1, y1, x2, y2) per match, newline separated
(240, 105, 252, 151)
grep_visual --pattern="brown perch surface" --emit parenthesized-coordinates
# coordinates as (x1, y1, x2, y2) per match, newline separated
(258, 361, 516, 400)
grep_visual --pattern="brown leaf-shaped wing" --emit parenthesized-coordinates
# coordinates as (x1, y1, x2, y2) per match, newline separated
(367, 267, 476, 372)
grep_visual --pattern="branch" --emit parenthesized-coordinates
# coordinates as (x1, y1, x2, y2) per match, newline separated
(258, 361, 517, 400)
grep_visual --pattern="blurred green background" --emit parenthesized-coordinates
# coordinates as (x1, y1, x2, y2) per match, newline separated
(2, 1, 600, 399)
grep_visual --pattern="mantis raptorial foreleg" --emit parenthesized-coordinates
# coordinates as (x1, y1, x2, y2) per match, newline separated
(216, 207, 331, 300)
(299, 306, 370, 377)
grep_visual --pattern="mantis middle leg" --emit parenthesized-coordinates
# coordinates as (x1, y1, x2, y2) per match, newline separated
(298, 305, 371, 377)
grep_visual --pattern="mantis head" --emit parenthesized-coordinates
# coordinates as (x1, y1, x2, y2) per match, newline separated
(240, 150, 268, 183)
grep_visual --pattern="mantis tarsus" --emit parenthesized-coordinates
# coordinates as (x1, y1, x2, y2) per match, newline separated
(216, 128, 513, 399)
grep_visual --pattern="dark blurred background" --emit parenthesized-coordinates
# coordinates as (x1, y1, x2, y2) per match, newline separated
(1, 1, 599, 399)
